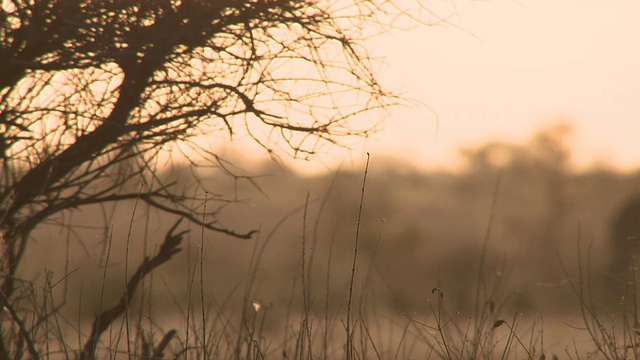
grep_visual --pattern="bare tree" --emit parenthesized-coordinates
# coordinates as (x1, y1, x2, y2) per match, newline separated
(0, 0, 407, 357)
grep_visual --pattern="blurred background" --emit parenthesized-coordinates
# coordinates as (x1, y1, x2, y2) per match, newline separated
(24, 125, 640, 319)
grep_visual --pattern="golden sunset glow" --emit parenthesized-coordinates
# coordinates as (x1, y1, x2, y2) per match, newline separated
(242, 0, 640, 174)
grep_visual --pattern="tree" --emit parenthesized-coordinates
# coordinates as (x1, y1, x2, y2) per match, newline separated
(0, 0, 406, 357)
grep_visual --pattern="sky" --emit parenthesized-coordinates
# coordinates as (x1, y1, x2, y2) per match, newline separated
(361, 0, 640, 173)
(221, 0, 640, 174)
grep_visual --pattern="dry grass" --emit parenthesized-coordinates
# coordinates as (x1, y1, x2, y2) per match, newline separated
(3, 165, 640, 359)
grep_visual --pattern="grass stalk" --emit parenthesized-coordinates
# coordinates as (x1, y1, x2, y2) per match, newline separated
(200, 191, 208, 360)
(346, 152, 371, 360)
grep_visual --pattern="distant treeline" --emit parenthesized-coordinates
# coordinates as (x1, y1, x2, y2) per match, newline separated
(23, 126, 640, 321)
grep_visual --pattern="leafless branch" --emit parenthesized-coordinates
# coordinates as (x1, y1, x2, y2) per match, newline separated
(80, 218, 188, 360)
(0, 290, 40, 360)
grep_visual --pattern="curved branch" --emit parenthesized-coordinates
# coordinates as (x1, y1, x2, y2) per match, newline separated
(140, 194, 257, 239)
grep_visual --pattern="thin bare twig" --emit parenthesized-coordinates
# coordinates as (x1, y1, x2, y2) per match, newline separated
(0, 289, 41, 360)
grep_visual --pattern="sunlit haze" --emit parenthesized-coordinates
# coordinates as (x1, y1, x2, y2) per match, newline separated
(212, 0, 640, 175)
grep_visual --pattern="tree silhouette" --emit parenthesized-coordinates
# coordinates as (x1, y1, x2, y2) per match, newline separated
(0, 0, 406, 357)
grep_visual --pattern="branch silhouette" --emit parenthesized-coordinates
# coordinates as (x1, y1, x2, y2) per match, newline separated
(80, 218, 188, 360)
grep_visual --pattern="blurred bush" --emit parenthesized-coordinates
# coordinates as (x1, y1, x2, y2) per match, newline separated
(22, 125, 640, 323)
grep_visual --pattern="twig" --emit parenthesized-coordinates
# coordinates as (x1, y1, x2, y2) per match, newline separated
(140, 194, 257, 239)
(0, 289, 41, 360)
(152, 329, 177, 360)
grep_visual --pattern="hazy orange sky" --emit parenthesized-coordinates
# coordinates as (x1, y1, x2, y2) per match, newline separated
(218, 0, 640, 174)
